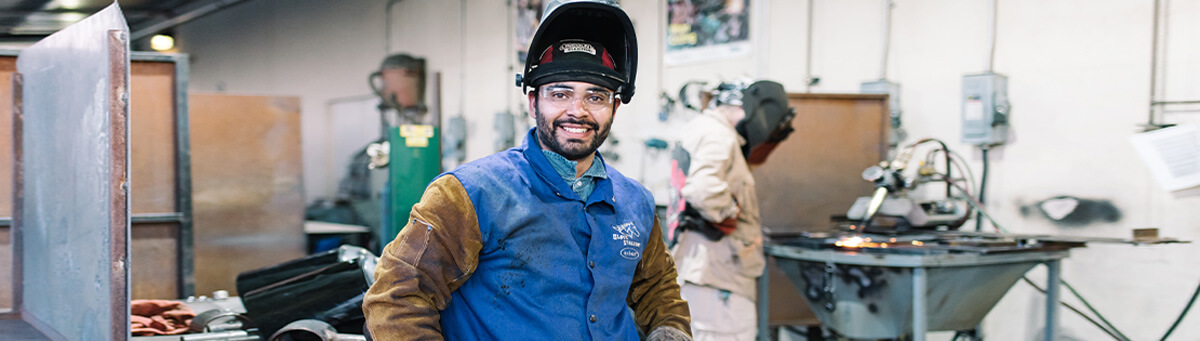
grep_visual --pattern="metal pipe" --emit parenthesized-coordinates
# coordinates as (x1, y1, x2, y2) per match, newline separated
(1045, 260, 1062, 341)
(130, 213, 185, 224)
(385, 0, 408, 54)
(171, 52, 196, 299)
(459, 0, 466, 121)
(1163, 109, 1200, 114)
(984, 0, 997, 72)
(879, 0, 892, 80)
(1148, 0, 1161, 127)
(804, 0, 815, 92)
(1154, 100, 1200, 105)
(130, 0, 251, 40)
(913, 267, 927, 341)
(508, 0, 515, 115)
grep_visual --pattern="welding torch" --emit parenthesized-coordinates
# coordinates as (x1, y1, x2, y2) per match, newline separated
(857, 139, 949, 228)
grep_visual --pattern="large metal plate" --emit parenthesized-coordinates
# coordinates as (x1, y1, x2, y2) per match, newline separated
(189, 93, 305, 295)
(752, 94, 890, 233)
(2, 52, 194, 304)
(13, 3, 129, 340)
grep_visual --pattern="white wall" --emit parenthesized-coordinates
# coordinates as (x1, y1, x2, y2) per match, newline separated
(176, 0, 1200, 340)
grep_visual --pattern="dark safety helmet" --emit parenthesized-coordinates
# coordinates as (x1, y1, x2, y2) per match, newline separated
(714, 80, 795, 164)
(517, 0, 638, 104)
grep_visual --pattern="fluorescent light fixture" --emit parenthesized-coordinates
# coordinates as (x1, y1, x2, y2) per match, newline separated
(53, 0, 85, 10)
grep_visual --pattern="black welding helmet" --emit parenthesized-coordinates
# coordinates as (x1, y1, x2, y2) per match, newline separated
(733, 80, 795, 164)
(517, 0, 638, 104)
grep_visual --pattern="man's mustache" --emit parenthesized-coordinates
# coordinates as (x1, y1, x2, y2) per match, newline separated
(554, 119, 599, 131)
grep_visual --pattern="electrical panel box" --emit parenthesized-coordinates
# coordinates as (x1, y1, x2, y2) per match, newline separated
(861, 80, 901, 126)
(961, 73, 1009, 146)
(861, 80, 907, 146)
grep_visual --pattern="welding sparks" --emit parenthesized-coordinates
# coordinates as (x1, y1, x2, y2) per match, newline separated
(834, 236, 887, 248)
(834, 235, 921, 249)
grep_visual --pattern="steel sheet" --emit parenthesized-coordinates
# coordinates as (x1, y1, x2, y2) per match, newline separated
(13, 2, 130, 339)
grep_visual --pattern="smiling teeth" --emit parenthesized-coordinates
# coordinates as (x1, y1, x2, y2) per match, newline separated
(564, 127, 587, 133)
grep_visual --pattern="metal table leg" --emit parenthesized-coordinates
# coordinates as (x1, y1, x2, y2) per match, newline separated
(913, 266, 927, 341)
(758, 267, 770, 341)
(1044, 260, 1061, 341)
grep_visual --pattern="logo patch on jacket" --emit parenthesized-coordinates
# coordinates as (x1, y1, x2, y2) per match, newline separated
(612, 221, 643, 257)
(620, 247, 641, 260)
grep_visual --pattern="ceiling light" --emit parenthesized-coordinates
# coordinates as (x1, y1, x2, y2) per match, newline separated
(53, 0, 84, 10)
(150, 34, 175, 51)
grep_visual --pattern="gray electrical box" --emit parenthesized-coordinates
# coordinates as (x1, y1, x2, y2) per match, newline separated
(861, 79, 906, 146)
(961, 73, 1010, 146)
(861, 80, 902, 125)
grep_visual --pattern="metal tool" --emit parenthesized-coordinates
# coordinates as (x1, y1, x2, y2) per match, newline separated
(847, 139, 970, 232)
(269, 320, 366, 341)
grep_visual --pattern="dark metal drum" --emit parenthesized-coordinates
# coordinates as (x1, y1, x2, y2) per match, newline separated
(236, 245, 378, 338)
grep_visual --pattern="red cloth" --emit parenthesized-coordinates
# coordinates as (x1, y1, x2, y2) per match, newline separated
(131, 300, 196, 336)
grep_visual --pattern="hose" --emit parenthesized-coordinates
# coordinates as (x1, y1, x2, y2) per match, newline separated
(1160, 278, 1200, 340)
(1022, 277, 1126, 341)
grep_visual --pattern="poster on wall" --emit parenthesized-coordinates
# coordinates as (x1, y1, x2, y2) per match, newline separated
(1129, 124, 1200, 192)
(666, 0, 752, 65)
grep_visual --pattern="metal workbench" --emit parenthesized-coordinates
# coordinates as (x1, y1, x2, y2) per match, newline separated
(762, 242, 1068, 341)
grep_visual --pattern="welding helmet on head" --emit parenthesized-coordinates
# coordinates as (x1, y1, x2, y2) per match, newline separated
(713, 80, 795, 164)
(517, 0, 638, 104)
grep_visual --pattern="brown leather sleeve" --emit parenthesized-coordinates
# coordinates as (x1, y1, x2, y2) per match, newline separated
(627, 217, 692, 337)
(363, 175, 482, 340)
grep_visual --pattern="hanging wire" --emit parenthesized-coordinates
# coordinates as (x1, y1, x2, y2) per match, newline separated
(947, 148, 978, 197)
(1022, 277, 1127, 341)
(975, 146, 989, 231)
(941, 176, 1008, 233)
(1160, 279, 1200, 341)
(1062, 280, 1131, 340)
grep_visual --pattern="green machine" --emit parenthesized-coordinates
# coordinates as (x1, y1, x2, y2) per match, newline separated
(387, 124, 441, 242)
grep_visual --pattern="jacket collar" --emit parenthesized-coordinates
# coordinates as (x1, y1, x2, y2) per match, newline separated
(520, 128, 616, 206)
(703, 107, 747, 146)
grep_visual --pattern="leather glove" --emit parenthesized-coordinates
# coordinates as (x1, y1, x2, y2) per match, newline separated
(646, 326, 691, 341)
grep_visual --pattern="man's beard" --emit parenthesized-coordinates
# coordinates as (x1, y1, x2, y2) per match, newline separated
(534, 107, 611, 160)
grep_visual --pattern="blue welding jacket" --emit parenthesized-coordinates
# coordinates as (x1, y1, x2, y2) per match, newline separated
(439, 128, 656, 340)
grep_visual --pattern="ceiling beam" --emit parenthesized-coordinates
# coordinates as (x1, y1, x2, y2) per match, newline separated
(130, 0, 256, 40)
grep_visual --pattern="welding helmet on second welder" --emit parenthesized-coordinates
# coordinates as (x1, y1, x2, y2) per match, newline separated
(713, 80, 796, 164)
(517, 0, 638, 104)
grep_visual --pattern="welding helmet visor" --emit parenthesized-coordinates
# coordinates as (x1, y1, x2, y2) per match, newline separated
(735, 80, 795, 165)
